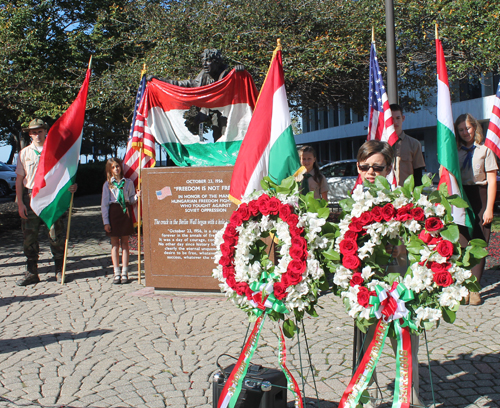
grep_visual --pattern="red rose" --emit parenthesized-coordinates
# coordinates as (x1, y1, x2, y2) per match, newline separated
(371, 206, 383, 222)
(220, 242, 234, 257)
(257, 194, 271, 215)
(286, 213, 300, 227)
(436, 240, 454, 259)
(357, 286, 373, 308)
(236, 203, 250, 222)
(291, 236, 307, 250)
(359, 211, 373, 226)
(279, 204, 293, 221)
(290, 245, 307, 260)
(234, 282, 248, 296)
(282, 271, 302, 286)
(289, 226, 305, 237)
(219, 255, 232, 267)
(433, 271, 454, 287)
(222, 266, 235, 279)
(268, 197, 281, 215)
(381, 296, 398, 318)
(273, 282, 288, 300)
(344, 230, 359, 241)
(381, 203, 396, 221)
(339, 239, 358, 255)
(410, 207, 425, 221)
(395, 204, 413, 222)
(224, 223, 238, 238)
(342, 254, 361, 270)
(226, 275, 236, 288)
(245, 287, 254, 300)
(418, 230, 439, 246)
(287, 259, 306, 275)
(248, 200, 260, 216)
(229, 211, 244, 226)
(430, 262, 451, 273)
(425, 217, 444, 232)
(350, 272, 364, 287)
(348, 219, 364, 233)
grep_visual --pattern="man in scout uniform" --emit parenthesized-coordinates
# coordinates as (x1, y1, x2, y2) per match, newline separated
(15, 119, 76, 285)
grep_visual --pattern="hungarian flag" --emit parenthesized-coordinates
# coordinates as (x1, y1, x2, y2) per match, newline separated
(484, 79, 500, 158)
(229, 47, 300, 203)
(436, 38, 471, 228)
(132, 70, 257, 167)
(31, 67, 91, 228)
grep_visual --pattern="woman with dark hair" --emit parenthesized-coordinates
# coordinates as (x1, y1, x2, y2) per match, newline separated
(298, 145, 328, 200)
(356, 140, 394, 182)
(454, 113, 497, 305)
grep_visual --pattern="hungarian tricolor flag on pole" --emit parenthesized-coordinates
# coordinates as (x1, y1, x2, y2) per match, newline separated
(31, 65, 91, 228)
(229, 40, 300, 203)
(436, 31, 471, 229)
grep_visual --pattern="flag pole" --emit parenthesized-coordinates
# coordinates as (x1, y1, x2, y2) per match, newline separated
(61, 55, 92, 285)
(136, 63, 147, 285)
(435, 23, 438, 41)
(372, 26, 375, 43)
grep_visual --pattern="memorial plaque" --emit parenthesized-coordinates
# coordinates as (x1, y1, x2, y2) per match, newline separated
(142, 166, 237, 290)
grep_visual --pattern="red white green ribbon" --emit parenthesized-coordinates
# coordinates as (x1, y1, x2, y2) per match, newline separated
(339, 283, 415, 408)
(278, 326, 304, 408)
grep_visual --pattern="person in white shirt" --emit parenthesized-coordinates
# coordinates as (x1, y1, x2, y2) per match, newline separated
(101, 158, 140, 284)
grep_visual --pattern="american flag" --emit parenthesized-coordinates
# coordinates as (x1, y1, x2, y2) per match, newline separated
(156, 186, 172, 200)
(485, 79, 500, 158)
(353, 42, 398, 189)
(123, 73, 155, 225)
(367, 42, 398, 145)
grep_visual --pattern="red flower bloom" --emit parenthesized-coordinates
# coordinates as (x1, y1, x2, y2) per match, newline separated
(248, 200, 260, 216)
(436, 240, 454, 259)
(430, 262, 451, 273)
(229, 211, 244, 226)
(219, 255, 232, 267)
(268, 197, 281, 215)
(279, 204, 293, 221)
(342, 254, 361, 270)
(291, 236, 307, 250)
(344, 230, 359, 241)
(234, 282, 248, 296)
(418, 230, 440, 246)
(425, 217, 444, 232)
(273, 282, 288, 300)
(381, 203, 396, 221)
(349, 219, 364, 233)
(339, 239, 358, 255)
(410, 207, 425, 221)
(433, 271, 454, 287)
(257, 194, 271, 215)
(290, 245, 307, 260)
(359, 211, 373, 226)
(289, 225, 305, 237)
(245, 286, 254, 300)
(220, 242, 235, 257)
(237, 203, 250, 222)
(371, 206, 383, 222)
(357, 286, 375, 308)
(395, 204, 413, 222)
(226, 275, 236, 288)
(286, 213, 300, 227)
(287, 259, 307, 275)
(222, 266, 235, 279)
(282, 271, 302, 286)
(350, 272, 364, 287)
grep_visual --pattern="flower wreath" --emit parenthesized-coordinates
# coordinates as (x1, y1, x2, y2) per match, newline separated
(327, 176, 487, 408)
(326, 175, 486, 334)
(213, 177, 332, 336)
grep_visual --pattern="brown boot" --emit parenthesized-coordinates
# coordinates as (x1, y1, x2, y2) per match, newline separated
(16, 260, 40, 286)
(54, 259, 63, 283)
(469, 292, 482, 306)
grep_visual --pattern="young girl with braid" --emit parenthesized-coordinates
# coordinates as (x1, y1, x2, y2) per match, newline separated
(101, 158, 140, 284)
(298, 145, 328, 200)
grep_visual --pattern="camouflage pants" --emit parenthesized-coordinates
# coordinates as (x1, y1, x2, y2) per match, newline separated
(22, 193, 65, 261)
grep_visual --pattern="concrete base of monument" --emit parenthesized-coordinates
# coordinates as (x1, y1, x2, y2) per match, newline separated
(142, 166, 237, 291)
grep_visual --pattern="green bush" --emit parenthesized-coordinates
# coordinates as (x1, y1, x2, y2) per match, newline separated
(75, 162, 107, 196)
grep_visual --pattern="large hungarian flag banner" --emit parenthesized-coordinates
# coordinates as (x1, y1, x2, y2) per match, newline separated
(436, 38, 472, 229)
(31, 67, 91, 228)
(132, 70, 257, 167)
(229, 46, 300, 203)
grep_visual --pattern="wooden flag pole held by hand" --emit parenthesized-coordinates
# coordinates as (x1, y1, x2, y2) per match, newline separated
(61, 192, 74, 285)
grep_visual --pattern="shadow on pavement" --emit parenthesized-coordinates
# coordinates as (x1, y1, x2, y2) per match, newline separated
(0, 329, 113, 355)
(0, 293, 60, 307)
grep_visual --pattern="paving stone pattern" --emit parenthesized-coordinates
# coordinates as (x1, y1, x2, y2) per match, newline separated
(1, 195, 499, 408)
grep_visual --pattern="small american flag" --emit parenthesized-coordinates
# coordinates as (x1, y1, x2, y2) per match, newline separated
(156, 186, 172, 200)
(485, 79, 500, 158)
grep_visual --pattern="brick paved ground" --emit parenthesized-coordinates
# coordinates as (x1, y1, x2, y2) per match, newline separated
(1, 195, 499, 408)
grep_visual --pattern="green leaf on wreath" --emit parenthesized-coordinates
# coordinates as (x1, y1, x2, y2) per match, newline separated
(440, 224, 459, 243)
(423, 321, 435, 331)
(283, 319, 297, 338)
(305, 306, 319, 317)
(304, 192, 321, 212)
(469, 238, 487, 248)
(447, 195, 469, 208)
(469, 246, 488, 259)
(413, 185, 424, 201)
(294, 309, 304, 322)
(428, 190, 442, 203)
(440, 197, 453, 217)
(465, 279, 481, 293)
(318, 276, 329, 291)
(339, 197, 355, 212)
(439, 182, 449, 197)
(317, 207, 330, 219)
(323, 248, 341, 261)
(422, 173, 432, 187)
(387, 273, 400, 285)
(403, 175, 415, 195)
(375, 175, 391, 190)
(442, 308, 456, 324)
(462, 248, 471, 267)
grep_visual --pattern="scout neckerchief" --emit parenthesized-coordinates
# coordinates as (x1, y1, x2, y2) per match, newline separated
(301, 173, 312, 194)
(461, 144, 476, 169)
(111, 178, 127, 213)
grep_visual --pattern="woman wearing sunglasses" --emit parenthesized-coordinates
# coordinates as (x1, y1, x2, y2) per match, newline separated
(353, 140, 422, 407)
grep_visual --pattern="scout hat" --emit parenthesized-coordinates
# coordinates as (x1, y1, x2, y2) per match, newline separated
(22, 118, 49, 132)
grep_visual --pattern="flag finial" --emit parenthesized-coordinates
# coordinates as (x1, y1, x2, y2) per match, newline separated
(88, 55, 92, 70)
(435, 23, 439, 41)
(141, 63, 147, 79)
(372, 26, 375, 43)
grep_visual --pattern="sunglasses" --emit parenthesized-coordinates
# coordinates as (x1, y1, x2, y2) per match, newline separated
(358, 164, 387, 172)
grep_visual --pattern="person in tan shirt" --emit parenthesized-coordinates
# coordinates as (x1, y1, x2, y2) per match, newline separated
(390, 104, 426, 186)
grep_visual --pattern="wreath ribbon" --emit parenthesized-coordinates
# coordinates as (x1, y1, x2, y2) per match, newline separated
(217, 284, 302, 408)
(339, 283, 415, 408)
